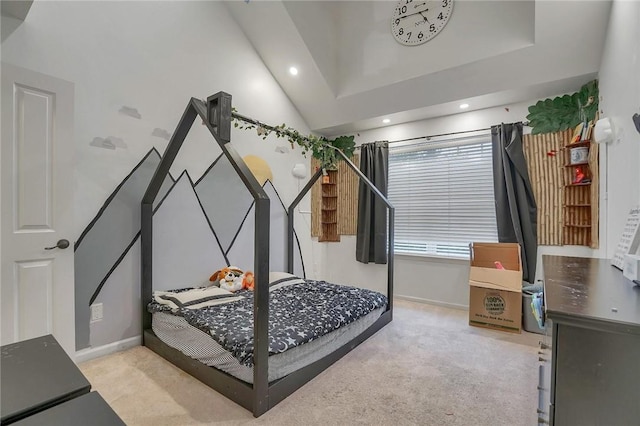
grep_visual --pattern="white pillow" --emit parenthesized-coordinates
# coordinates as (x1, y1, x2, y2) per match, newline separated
(153, 286, 240, 311)
(268, 271, 305, 290)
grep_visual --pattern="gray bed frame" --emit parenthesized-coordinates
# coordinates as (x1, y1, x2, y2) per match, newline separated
(140, 92, 394, 417)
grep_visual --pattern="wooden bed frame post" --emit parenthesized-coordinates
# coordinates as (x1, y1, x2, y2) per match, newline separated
(253, 197, 270, 415)
(141, 202, 153, 331)
(387, 207, 395, 318)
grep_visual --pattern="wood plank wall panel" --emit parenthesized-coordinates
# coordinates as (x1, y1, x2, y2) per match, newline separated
(336, 154, 359, 235)
(525, 128, 599, 248)
(311, 154, 359, 237)
(523, 130, 569, 245)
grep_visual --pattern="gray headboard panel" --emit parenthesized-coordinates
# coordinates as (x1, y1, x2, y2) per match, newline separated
(152, 172, 227, 291)
(226, 180, 305, 277)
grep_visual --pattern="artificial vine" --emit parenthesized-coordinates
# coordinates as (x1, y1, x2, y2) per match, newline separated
(526, 80, 599, 135)
(231, 110, 355, 170)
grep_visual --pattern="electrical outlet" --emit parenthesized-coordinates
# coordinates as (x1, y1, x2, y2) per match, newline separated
(90, 303, 103, 322)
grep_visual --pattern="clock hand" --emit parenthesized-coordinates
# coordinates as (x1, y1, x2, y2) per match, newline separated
(418, 10, 430, 23)
(397, 7, 430, 20)
(397, 5, 431, 20)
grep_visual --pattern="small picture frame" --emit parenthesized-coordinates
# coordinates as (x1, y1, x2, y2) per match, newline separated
(612, 205, 640, 270)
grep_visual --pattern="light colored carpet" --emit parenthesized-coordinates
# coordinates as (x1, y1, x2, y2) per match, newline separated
(79, 299, 541, 425)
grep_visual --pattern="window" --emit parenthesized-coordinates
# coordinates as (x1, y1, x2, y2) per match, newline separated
(387, 132, 498, 259)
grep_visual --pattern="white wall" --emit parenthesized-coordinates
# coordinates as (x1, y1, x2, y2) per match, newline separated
(335, 0, 535, 97)
(324, 98, 608, 309)
(319, 0, 638, 310)
(597, 0, 640, 257)
(1, 0, 315, 350)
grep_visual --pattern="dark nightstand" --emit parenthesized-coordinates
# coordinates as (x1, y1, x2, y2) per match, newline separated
(11, 392, 125, 426)
(542, 255, 640, 425)
(1, 335, 91, 424)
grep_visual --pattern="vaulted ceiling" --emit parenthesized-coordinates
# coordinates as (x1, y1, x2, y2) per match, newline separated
(225, 0, 611, 136)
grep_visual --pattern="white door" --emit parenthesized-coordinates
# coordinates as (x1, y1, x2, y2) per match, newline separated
(1, 63, 75, 356)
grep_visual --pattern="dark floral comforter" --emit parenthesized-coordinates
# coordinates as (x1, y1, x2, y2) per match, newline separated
(148, 279, 387, 366)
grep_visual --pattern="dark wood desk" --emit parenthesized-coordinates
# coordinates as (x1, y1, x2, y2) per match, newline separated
(11, 392, 125, 426)
(0, 335, 91, 424)
(542, 255, 640, 426)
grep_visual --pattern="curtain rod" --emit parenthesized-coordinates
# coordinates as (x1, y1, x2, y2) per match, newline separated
(360, 121, 530, 146)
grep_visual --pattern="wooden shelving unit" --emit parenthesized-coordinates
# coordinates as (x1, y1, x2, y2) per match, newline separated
(318, 169, 340, 242)
(562, 139, 599, 247)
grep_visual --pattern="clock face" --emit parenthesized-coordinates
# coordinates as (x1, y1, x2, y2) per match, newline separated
(391, 0, 454, 46)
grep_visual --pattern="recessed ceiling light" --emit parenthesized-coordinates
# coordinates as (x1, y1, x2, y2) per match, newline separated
(289, 66, 298, 76)
(459, 103, 469, 109)
(382, 118, 391, 124)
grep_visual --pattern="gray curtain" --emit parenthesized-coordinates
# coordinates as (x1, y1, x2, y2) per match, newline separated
(356, 141, 388, 264)
(491, 123, 537, 283)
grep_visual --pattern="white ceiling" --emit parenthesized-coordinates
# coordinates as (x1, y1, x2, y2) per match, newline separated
(225, 0, 612, 137)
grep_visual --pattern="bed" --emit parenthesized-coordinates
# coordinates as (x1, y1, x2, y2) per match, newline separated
(148, 273, 387, 384)
(140, 93, 394, 417)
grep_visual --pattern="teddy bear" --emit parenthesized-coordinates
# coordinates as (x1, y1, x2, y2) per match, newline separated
(209, 267, 254, 292)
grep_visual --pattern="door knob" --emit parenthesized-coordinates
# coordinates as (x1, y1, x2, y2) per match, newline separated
(45, 239, 70, 250)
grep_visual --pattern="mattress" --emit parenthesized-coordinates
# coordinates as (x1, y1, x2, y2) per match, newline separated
(149, 273, 387, 383)
(152, 307, 384, 383)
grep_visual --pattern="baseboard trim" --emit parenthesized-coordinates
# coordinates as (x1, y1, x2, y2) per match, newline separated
(75, 335, 141, 364)
(395, 294, 468, 311)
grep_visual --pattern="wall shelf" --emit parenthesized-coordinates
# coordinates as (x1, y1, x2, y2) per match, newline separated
(564, 162, 589, 167)
(565, 140, 591, 148)
(562, 137, 598, 248)
(319, 169, 340, 242)
(565, 182, 591, 187)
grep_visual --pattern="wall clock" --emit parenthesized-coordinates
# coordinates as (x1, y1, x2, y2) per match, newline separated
(391, 0, 454, 46)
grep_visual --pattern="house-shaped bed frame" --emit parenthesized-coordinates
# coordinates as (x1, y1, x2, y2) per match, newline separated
(141, 92, 394, 417)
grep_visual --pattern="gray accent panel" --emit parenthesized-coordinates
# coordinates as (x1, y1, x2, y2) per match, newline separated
(74, 150, 173, 350)
(1, 1, 33, 21)
(195, 155, 254, 252)
(227, 181, 304, 276)
(153, 174, 227, 291)
(90, 241, 142, 348)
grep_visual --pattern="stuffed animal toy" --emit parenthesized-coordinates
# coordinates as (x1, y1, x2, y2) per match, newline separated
(210, 266, 243, 292)
(242, 271, 254, 291)
(209, 267, 254, 292)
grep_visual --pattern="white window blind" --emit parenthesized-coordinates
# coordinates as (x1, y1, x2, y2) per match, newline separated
(388, 132, 498, 258)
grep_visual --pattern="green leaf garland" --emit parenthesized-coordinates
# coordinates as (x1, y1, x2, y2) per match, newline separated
(232, 112, 355, 170)
(527, 80, 599, 135)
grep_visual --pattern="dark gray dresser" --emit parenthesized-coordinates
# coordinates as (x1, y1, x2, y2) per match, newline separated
(542, 255, 640, 426)
(1, 334, 124, 425)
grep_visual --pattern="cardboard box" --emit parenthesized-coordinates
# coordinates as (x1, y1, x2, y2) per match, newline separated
(468, 242, 523, 333)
